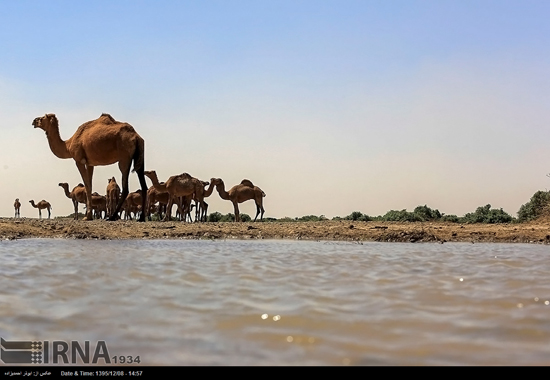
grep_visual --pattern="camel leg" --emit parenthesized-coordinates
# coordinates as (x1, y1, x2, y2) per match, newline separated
(136, 171, 148, 223)
(75, 162, 94, 221)
(202, 201, 208, 222)
(254, 204, 260, 222)
(110, 162, 131, 221)
(48, 207, 51, 219)
(232, 202, 240, 222)
(254, 200, 265, 222)
(164, 197, 174, 221)
(73, 200, 79, 220)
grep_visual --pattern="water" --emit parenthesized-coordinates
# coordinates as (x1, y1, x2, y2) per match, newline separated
(1, 239, 549, 366)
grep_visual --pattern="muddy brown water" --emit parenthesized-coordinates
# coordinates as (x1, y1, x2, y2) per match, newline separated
(1, 239, 549, 365)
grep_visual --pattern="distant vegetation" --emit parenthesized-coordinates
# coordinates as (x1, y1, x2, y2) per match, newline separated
(283, 190, 550, 224)
(517, 191, 550, 222)
(55, 190, 550, 225)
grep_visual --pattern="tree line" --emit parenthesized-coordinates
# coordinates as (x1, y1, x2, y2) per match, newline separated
(59, 190, 550, 224)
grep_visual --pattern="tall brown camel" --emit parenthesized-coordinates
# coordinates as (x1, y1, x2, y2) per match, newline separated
(14, 198, 21, 218)
(143, 170, 204, 221)
(106, 177, 121, 219)
(59, 182, 87, 220)
(33, 113, 147, 221)
(29, 200, 52, 219)
(212, 178, 266, 222)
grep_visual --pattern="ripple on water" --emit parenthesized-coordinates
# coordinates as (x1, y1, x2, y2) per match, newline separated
(1, 240, 550, 365)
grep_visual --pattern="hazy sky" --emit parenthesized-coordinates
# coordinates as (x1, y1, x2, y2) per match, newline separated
(1, 1, 550, 219)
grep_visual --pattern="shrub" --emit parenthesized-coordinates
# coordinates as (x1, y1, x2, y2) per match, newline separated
(297, 215, 321, 222)
(440, 214, 459, 223)
(381, 209, 423, 222)
(413, 205, 441, 221)
(207, 212, 223, 222)
(517, 191, 550, 222)
(462, 204, 513, 224)
(333, 211, 372, 221)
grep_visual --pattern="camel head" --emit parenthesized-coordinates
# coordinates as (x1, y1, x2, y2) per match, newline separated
(15, 198, 19, 202)
(211, 178, 223, 186)
(143, 170, 157, 180)
(58, 182, 68, 188)
(33, 114, 58, 132)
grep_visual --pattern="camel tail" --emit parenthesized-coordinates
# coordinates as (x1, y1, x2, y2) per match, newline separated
(131, 137, 145, 174)
(262, 190, 266, 197)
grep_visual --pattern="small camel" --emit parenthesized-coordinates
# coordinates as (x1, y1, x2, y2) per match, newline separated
(29, 200, 52, 219)
(144, 170, 206, 221)
(91, 192, 108, 219)
(145, 185, 169, 221)
(212, 178, 266, 222)
(33, 113, 148, 221)
(59, 182, 87, 220)
(14, 198, 21, 218)
(123, 190, 144, 220)
(106, 177, 121, 219)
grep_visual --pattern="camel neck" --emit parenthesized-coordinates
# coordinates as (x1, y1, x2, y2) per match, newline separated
(46, 127, 72, 159)
(204, 181, 216, 197)
(216, 184, 230, 200)
(148, 174, 167, 192)
(61, 185, 71, 198)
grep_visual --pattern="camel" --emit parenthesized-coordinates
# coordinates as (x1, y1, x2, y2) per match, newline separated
(59, 182, 87, 220)
(212, 178, 266, 222)
(143, 170, 205, 221)
(123, 190, 143, 220)
(91, 192, 107, 219)
(33, 113, 147, 221)
(145, 185, 169, 220)
(29, 200, 52, 219)
(193, 179, 215, 222)
(106, 177, 121, 219)
(14, 198, 21, 218)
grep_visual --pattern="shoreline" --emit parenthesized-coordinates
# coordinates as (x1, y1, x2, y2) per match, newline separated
(2, 218, 550, 244)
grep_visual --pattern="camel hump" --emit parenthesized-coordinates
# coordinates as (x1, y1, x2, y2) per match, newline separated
(100, 113, 117, 123)
(179, 172, 192, 179)
(240, 179, 254, 188)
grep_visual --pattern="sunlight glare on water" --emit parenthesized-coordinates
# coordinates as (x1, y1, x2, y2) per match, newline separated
(0, 239, 549, 365)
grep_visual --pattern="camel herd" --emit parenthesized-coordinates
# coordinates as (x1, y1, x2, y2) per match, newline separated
(18, 113, 266, 222)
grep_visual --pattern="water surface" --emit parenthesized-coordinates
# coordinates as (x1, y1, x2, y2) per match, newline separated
(1, 239, 549, 365)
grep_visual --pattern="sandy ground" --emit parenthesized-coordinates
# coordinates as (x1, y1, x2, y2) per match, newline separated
(2, 217, 550, 244)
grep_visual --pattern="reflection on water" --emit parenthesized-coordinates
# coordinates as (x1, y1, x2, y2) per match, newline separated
(1, 239, 549, 365)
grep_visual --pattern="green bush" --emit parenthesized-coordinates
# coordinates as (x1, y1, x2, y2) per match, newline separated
(440, 214, 460, 223)
(517, 191, 550, 222)
(381, 209, 423, 222)
(413, 205, 441, 221)
(462, 204, 513, 224)
(332, 211, 372, 221)
(207, 212, 223, 222)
